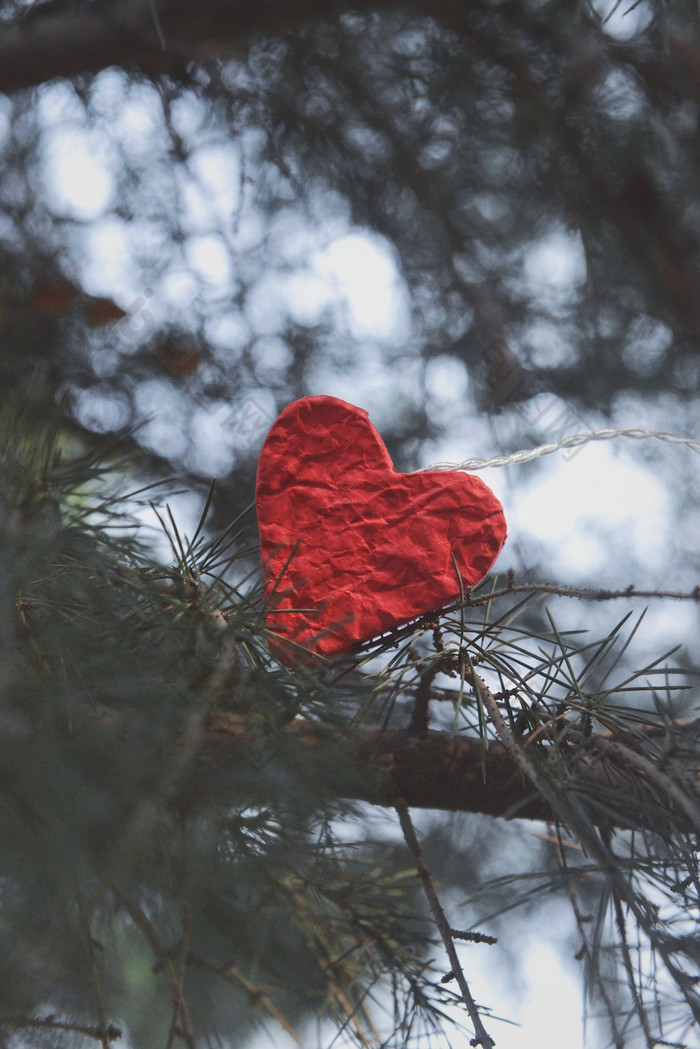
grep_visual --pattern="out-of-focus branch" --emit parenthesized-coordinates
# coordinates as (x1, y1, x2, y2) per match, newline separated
(0, 0, 455, 96)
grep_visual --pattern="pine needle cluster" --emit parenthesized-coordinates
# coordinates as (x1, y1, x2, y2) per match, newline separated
(0, 392, 698, 1049)
(0, 396, 456, 1048)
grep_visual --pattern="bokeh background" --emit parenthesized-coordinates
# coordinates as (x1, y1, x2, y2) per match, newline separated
(1, 0, 699, 1044)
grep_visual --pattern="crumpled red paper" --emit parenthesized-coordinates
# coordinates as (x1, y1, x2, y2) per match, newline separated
(256, 396, 507, 658)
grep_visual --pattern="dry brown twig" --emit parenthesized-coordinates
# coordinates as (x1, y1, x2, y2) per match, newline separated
(395, 799, 496, 1049)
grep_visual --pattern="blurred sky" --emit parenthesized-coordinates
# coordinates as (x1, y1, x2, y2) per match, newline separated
(35, 0, 699, 1042)
(54, 152, 698, 1049)
(100, 197, 693, 1047)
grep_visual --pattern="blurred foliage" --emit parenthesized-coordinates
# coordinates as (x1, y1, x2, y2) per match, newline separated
(0, 1, 699, 1046)
(0, 0, 698, 497)
(0, 390, 699, 1049)
(0, 391, 445, 1047)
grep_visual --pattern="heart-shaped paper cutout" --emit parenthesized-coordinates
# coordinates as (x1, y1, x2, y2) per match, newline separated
(256, 396, 507, 657)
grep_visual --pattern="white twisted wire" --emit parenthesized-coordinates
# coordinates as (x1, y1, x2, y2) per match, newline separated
(425, 428, 700, 471)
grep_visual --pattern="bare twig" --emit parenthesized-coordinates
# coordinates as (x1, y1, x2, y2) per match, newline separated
(76, 889, 112, 1049)
(0, 1015, 121, 1043)
(108, 888, 197, 1049)
(188, 955, 301, 1043)
(464, 581, 700, 607)
(165, 891, 192, 1049)
(408, 647, 452, 737)
(395, 799, 496, 1049)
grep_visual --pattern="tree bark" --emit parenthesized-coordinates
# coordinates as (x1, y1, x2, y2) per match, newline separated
(0, 0, 425, 96)
(200, 713, 698, 825)
(201, 713, 551, 819)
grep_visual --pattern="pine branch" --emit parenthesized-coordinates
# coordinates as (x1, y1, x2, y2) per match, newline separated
(2, 400, 698, 1045)
(201, 713, 700, 826)
(466, 581, 700, 607)
(0, 1015, 122, 1043)
(396, 799, 495, 1049)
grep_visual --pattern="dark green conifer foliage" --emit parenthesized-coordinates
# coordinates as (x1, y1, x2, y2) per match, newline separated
(0, 1, 699, 1046)
(0, 394, 431, 1045)
(1, 386, 699, 1049)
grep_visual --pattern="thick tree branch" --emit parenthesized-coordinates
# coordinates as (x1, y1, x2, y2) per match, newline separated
(1, 0, 175, 93)
(0, 0, 428, 96)
(199, 713, 700, 826)
(201, 714, 551, 818)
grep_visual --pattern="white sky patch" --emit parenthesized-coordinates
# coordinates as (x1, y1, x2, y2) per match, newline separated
(282, 271, 333, 326)
(522, 320, 580, 369)
(639, 600, 699, 651)
(36, 83, 114, 219)
(42, 127, 113, 220)
(313, 232, 410, 340)
(202, 389, 277, 456)
(185, 234, 233, 289)
(186, 406, 236, 475)
(206, 311, 250, 352)
(513, 941, 584, 1049)
(168, 91, 208, 140)
(252, 335, 293, 374)
(83, 217, 173, 316)
(230, 211, 266, 253)
(226, 386, 278, 451)
(622, 314, 673, 376)
(425, 355, 470, 402)
(111, 83, 164, 155)
(593, 0, 654, 40)
(242, 228, 409, 337)
(72, 388, 131, 433)
(180, 169, 221, 233)
(88, 69, 129, 118)
(188, 143, 242, 221)
(270, 209, 328, 266)
(309, 349, 424, 432)
(514, 443, 669, 580)
(83, 217, 134, 290)
(524, 228, 587, 305)
(161, 267, 199, 309)
(244, 227, 412, 337)
(36, 79, 84, 124)
(245, 273, 293, 334)
(134, 379, 189, 460)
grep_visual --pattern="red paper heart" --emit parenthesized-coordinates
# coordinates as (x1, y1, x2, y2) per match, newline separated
(256, 396, 507, 657)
